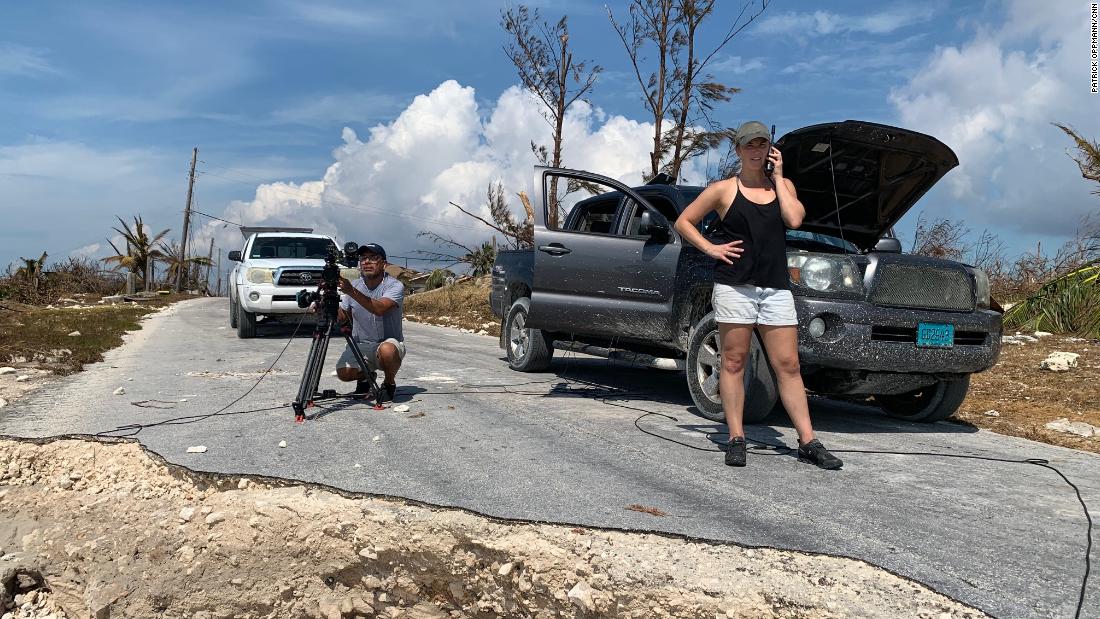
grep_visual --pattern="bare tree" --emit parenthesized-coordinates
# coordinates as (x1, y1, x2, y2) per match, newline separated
(486, 182, 533, 249)
(503, 5, 601, 227)
(609, 0, 769, 181)
(909, 214, 969, 261)
(414, 233, 497, 277)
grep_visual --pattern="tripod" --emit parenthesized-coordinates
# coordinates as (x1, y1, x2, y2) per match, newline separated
(292, 289, 382, 422)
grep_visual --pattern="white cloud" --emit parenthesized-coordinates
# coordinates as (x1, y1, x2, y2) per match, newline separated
(889, 0, 1098, 239)
(70, 243, 101, 258)
(201, 80, 686, 270)
(757, 6, 934, 37)
(710, 55, 766, 75)
(0, 139, 162, 184)
(0, 43, 59, 77)
(271, 92, 404, 126)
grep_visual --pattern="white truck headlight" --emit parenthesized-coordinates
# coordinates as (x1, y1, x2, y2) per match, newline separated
(787, 253, 862, 294)
(246, 268, 274, 284)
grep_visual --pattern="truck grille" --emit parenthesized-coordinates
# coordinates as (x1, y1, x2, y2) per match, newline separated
(870, 264, 974, 311)
(276, 269, 322, 286)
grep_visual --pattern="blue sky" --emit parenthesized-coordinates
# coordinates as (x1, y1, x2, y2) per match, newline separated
(1, 0, 1096, 273)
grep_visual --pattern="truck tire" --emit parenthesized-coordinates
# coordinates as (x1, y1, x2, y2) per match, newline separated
(236, 303, 257, 339)
(874, 376, 970, 422)
(229, 295, 239, 328)
(504, 298, 553, 372)
(686, 312, 777, 423)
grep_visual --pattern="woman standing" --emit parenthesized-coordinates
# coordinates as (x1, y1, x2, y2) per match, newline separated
(674, 121, 843, 470)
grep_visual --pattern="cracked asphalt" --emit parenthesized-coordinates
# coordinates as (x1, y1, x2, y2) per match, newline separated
(1, 297, 1096, 618)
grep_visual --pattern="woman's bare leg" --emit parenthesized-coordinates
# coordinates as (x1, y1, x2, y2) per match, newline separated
(756, 324, 815, 444)
(717, 323, 754, 439)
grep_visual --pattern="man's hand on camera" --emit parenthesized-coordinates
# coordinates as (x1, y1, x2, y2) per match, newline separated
(307, 301, 318, 314)
(337, 276, 354, 294)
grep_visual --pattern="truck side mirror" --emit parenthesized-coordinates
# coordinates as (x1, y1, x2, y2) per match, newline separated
(638, 210, 670, 241)
(228, 251, 243, 262)
(873, 237, 902, 253)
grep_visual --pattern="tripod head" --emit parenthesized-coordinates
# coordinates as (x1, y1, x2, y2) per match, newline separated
(295, 241, 359, 323)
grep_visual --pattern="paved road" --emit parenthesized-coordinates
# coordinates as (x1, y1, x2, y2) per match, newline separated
(2, 298, 1096, 618)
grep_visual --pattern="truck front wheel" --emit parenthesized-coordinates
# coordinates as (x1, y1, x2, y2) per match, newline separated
(874, 376, 970, 422)
(236, 302, 257, 339)
(504, 298, 553, 372)
(229, 295, 239, 328)
(686, 312, 777, 423)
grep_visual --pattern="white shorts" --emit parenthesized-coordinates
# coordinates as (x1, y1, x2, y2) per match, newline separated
(713, 284, 798, 326)
(337, 338, 406, 372)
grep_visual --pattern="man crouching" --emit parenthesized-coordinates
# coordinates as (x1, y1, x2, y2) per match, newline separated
(335, 242, 405, 402)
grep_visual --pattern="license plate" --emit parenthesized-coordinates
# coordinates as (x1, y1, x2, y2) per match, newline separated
(917, 322, 954, 348)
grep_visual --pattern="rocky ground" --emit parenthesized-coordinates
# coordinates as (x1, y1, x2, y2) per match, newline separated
(0, 438, 985, 619)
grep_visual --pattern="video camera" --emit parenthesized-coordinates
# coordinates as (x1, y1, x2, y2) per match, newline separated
(295, 241, 359, 319)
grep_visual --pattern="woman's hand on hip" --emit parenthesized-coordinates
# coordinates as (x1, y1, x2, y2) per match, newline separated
(705, 240, 744, 265)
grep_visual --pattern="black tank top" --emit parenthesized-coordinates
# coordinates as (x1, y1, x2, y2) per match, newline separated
(713, 178, 789, 290)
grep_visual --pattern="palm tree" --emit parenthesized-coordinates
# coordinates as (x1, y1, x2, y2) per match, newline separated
(1004, 262, 1100, 338)
(101, 215, 169, 291)
(1004, 124, 1100, 337)
(157, 240, 214, 291)
(1055, 123, 1100, 192)
(15, 251, 48, 287)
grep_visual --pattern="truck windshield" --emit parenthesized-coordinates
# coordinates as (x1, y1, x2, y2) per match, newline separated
(249, 238, 338, 259)
(785, 230, 858, 254)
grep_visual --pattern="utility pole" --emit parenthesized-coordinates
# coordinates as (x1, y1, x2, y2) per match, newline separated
(205, 237, 214, 294)
(216, 248, 222, 296)
(176, 147, 198, 292)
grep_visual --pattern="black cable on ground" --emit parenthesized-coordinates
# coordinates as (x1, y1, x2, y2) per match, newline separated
(632, 409, 1095, 619)
(95, 314, 308, 438)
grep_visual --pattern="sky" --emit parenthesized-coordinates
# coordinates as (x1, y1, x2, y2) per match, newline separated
(1, 0, 1097, 276)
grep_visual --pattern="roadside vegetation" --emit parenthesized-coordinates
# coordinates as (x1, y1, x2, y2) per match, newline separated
(0, 295, 193, 375)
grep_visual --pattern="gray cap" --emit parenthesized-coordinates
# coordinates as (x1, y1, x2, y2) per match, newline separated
(734, 121, 771, 146)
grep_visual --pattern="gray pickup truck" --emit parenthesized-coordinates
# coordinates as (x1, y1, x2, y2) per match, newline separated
(490, 120, 1002, 423)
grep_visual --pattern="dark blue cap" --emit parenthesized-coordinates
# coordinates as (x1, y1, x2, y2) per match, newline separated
(356, 243, 387, 261)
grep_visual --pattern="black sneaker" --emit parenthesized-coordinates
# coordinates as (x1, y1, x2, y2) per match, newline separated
(351, 380, 372, 400)
(798, 439, 843, 470)
(380, 382, 397, 403)
(725, 437, 747, 467)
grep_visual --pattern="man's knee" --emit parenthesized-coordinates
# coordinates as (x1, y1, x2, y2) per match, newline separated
(377, 342, 402, 371)
(336, 367, 361, 382)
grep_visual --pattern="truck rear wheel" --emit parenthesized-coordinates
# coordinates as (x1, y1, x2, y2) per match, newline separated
(874, 376, 970, 422)
(505, 298, 553, 372)
(236, 303, 257, 339)
(686, 312, 777, 423)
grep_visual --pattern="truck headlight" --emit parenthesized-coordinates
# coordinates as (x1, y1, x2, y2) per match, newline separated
(246, 268, 274, 284)
(971, 267, 990, 309)
(787, 253, 862, 294)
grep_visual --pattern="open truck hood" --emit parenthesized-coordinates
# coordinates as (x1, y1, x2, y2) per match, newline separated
(777, 120, 958, 251)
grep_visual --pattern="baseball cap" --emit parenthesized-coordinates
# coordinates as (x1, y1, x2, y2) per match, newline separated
(734, 121, 771, 146)
(356, 243, 387, 261)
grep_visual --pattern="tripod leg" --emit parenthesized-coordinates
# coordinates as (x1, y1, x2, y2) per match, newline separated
(293, 322, 331, 422)
(344, 333, 382, 408)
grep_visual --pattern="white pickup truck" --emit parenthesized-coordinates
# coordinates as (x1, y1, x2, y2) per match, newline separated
(227, 227, 341, 338)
